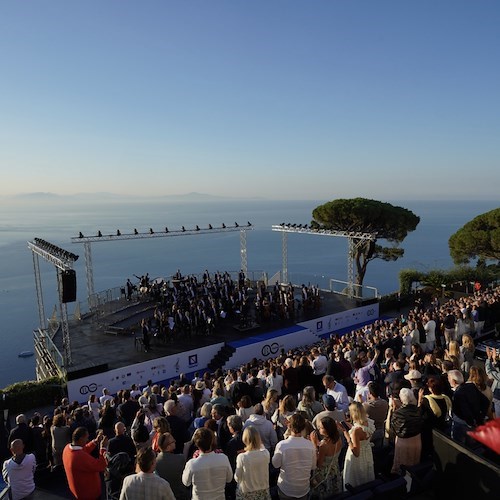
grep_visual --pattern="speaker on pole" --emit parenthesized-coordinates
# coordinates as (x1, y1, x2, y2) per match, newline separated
(62, 270, 77, 303)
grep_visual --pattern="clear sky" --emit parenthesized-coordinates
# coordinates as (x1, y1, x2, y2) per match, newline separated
(1, 1, 499, 201)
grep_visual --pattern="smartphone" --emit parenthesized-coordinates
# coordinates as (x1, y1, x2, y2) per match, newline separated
(340, 421, 350, 431)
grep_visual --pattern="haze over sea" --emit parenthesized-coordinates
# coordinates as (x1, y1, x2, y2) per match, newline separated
(0, 197, 498, 388)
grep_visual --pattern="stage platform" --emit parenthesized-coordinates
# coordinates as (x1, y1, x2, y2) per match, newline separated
(52, 288, 359, 380)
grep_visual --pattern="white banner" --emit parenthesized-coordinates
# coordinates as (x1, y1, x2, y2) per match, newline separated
(224, 325, 318, 370)
(298, 303, 379, 337)
(67, 342, 224, 403)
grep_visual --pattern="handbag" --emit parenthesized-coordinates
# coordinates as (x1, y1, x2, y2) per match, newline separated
(310, 454, 335, 490)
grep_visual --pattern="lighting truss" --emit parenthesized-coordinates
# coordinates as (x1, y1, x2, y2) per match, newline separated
(271, 224, 377, 298)
(71, 223, 253, 308)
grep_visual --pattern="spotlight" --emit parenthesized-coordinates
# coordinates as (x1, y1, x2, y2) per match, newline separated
(195, 225, 200, 231)
(165, 227, 169, 233)
(247, 221, 252, 227)
(134, 229, 138, 235)
(79, 232, 84, 238)
(208, 224, 213, 229)
(97, 230, 102, 237)
(149, 228, 154, 234)
(116, 230, 121, 236)
(182, 226, 186, 232)
(222, 223, 226, 229)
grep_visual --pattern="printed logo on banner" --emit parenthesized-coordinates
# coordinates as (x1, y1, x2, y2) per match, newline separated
(79, 383, 98, 395)
(317, 321, 323, 332)
(261, 343, 280, 357)
(189, 354, 198, 367)
(367, 308, 375, 316)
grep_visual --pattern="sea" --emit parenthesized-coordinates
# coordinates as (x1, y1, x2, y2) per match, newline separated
(0, 198, 498, 389)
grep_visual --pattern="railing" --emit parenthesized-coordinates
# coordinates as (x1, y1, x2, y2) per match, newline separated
(329, 278, 378, 299)
(0, 485, 11, 500)
(33, 328, 65, 380)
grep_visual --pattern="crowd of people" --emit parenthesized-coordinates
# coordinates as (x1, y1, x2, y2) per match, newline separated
(2, 285, 500, 500)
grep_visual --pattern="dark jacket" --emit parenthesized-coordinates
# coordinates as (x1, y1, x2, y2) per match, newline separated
(391, 404, 422, 438)
(452, 383, 490, 427)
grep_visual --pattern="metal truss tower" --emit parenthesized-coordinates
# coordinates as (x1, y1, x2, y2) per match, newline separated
(271, 224, 376, 298)
(27, 239, 79, 367)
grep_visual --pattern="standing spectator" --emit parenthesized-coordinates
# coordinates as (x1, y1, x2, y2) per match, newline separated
(155, 433, 188, 500)
(120, 447, 175, 500)
(272, 413, 316, 500)
(262, 389, 279, 420)
(282, 358, 300, 398)
(309, 417, 343, 498)
(2, 439, 36, 500)
(362, 383, 389, 449)
(182, 428, 233, 500)
(423, 312, 436, 353)
(339, 402, 375, 490)
(312, 395, 344, 429)
(234, 426, 271, 500)
(447, 369, 489, 443)
(117, 391, 140, 430)
(390, 388, 422, 474)
(108, 422, 136, 462)
(297, 386, 323, 421)
(443, 309, 456, 347)
(485, 346, 500, 417)
(322, 376, 349, 413)
(311, 348, 328, 396)
(51, 413, 71, 469)
(62, 427, 108, 500)
(243, 404, 277, 453)
(8, 415, 33, 453)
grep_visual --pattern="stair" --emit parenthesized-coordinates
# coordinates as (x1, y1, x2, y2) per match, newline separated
(207, 343, 236, 372)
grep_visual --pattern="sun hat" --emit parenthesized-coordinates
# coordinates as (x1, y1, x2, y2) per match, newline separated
(404, 369, 422, 380)
(195, 380, 206, 391)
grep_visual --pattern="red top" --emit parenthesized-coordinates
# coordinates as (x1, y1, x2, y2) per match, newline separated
(62, 441, 107, 499)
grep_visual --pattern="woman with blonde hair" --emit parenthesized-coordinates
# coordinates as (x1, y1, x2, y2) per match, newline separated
(460, 334, 475, 374)
(150, 416, 171, 453)
(297, 386, 323, 421)
(338, 402, 375, 489)
(234, 426, 271, 499)
(446, 340, 463, 368)
(262, 389, 279, 420)
(271, 395, 296, 441)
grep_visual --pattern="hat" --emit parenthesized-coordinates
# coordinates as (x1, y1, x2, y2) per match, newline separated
(322, 394, 336, 410)
(195, 381, 206, 391)
(404, 370, 422, 381)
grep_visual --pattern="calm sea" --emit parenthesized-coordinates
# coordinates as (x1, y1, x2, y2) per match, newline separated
(0, 198, 498, 388)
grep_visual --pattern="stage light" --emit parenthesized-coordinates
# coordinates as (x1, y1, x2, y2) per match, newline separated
(149, 228, 154, 234)
(247, 221, 252, 227)
(235, 222, 239, 227)
(222, 223, 226, 228)
(116, 230, 121, 236)
(165, 227, 169, 233)
(208, 224, 213, 229)
(97, 231, 102, 237)
(195, 225, 200, 231)
(182, 226, 186, 232)
(79, 232, 84, 238)
(134, 228, 138, 235)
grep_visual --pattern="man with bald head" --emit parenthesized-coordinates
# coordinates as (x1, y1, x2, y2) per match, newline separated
(108, 421, 136, 461)
(2, 438, 36, 500)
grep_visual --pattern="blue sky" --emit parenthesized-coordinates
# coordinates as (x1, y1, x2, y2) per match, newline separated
(1, 1, 499, 200)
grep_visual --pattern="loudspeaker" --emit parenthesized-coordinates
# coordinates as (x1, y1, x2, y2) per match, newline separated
(62, 270, 77, 303)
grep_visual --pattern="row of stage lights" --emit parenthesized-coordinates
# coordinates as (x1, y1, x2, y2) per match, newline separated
(34, 238, 79, 261)
(278, 223, 315, 229)
(78, 222, 253, 239)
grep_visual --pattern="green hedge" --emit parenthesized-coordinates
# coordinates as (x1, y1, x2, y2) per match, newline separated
(0, 377, 66, 414)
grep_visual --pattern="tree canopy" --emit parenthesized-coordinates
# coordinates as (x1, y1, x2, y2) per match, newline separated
(449, 207, 500, 265)
(312, 198, 420, 287)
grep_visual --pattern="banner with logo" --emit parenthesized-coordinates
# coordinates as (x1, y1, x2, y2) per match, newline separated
(224, 325, 318, 370)
(298, 303, 379, 337)
(67, 342, 224, 403)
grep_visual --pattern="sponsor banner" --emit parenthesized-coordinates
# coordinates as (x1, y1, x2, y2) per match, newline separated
(67, 342, 224, 403)
(224, 325, 318, 370)
(298, 303, 379, 337)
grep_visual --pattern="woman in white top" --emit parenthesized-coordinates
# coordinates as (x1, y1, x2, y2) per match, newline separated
(266, 365, 283, 397)
(88, 394, 100, 423)
(237, 395, 256, 423)
(234, 425, 271, 499)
